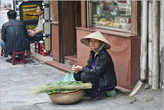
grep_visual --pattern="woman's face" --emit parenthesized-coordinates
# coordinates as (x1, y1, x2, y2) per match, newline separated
(36, 6, 43, 15)
(89, 39, 101, 50)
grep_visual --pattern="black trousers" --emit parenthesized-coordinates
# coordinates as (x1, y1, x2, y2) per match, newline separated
(26, 33, 44, 50)
(29, 33, 44, 42)
(74, 71, 105, 98)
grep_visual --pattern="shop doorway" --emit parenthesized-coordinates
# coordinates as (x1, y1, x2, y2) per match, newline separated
(58, 1, 81, 63)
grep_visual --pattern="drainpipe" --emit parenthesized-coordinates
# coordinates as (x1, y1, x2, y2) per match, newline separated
(148, 0, 153, 86)
(160, 0, 164, 88)
(140, 0, 148, 81)
(160, 0, 164, 50)
(161, 47, 164, 88)
(152, 0, 159, 90)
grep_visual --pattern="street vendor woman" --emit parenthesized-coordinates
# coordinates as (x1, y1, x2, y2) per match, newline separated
(72, 31, 117, 99)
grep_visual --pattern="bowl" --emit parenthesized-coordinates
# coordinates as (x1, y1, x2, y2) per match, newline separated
(49, 90, 85, 104)
(120, 23, 131, 31)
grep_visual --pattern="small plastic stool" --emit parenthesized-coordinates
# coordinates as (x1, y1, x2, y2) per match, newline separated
(35, 41, 41, 53)
(106, 89, 117, 97)
(1, 49, 4, 56)
(12, 51, 26, 65)
(39, 40, 44, 55)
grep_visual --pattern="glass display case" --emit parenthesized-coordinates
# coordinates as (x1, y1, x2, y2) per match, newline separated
(92, 0, 131, 32)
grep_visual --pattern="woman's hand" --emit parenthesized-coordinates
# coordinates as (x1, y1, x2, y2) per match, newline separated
(72, 65, 83, 73)
(28, 30, 36, 37)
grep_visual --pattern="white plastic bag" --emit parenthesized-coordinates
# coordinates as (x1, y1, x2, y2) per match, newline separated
(63, 71, 75, 82)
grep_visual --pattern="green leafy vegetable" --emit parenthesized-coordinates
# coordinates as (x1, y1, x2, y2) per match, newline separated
(32, 81, 92, 95)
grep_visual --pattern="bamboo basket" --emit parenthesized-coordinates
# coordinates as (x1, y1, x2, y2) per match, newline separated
(49, 90, 85, 104)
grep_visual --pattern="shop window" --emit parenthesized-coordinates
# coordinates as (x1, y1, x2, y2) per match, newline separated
(91, 0, 131, 32)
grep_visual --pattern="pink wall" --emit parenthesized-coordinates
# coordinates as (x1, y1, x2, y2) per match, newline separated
(76, 27, 140, 91)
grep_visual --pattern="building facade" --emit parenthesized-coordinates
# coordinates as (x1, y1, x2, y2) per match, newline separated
(48, 1, 141, 92)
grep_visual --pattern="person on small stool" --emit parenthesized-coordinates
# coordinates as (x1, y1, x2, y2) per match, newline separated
(72, 31, 117, 100)
(1, 10, 29, 63)
(0, 40, 6, 57)
(26, 4, 44, 56)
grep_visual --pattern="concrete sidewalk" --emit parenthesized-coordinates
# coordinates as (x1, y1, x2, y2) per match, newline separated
(0, 53, 163, 110)
(0, 30, 163, 110)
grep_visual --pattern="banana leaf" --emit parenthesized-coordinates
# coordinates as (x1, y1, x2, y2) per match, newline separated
(32, 81, 92, 95)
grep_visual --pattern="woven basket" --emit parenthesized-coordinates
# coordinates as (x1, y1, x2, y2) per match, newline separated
(49, 90, 85, 104)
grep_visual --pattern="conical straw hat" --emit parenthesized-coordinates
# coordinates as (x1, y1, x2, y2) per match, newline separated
(80, 31, 111, 49)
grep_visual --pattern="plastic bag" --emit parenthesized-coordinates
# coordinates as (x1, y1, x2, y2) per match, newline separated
(63, 71, 75, 82)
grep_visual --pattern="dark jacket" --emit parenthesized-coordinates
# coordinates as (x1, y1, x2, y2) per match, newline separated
(75, 48, 117, 91)
(1, 19, 28, 55)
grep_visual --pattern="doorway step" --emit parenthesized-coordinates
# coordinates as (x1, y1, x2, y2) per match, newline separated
(64, 55, 78, 65)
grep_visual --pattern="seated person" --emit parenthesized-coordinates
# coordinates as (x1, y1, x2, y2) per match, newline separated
(0, 40, 7, 57)
(28, 4, 44, 42)
(72, 31, 117, 99)
(1, 10, 29, 61)
(26, 4, 44, 56)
